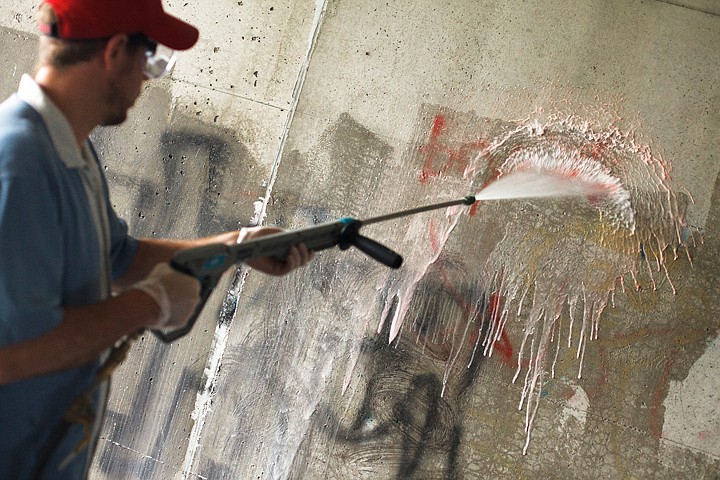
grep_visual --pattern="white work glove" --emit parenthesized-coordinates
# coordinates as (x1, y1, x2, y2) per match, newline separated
(132, 263, 201, 330)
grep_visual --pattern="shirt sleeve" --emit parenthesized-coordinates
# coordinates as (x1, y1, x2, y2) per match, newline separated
(0, 172, 64, 345)
(107, 204, 139, 281)
(89, 141, 139, 281)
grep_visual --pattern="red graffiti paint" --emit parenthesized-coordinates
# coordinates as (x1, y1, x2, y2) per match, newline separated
(487, 293, 514, 366)
(580, 140, 609, 160)
(428, 219, 514, 364)
(418, 114, 490, 184)
(417, 114, 501, 219)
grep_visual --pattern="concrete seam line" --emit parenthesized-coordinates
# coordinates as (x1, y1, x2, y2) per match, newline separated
(256, 0, 329, 226)
(653, 0, 720, 16)
(177, 1, 330, 478)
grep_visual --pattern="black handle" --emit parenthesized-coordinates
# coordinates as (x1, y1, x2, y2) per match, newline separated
(351, 234, 403, 268)
(338, 220, 403, 269)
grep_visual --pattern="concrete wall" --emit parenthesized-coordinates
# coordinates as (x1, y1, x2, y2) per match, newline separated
(1, 0, 719, 478)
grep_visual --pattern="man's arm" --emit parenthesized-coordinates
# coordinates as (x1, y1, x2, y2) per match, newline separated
(0, 228, 312, 386)
(0, 288, 159, 385)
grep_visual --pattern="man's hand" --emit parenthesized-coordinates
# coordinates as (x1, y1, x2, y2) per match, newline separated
(131, 263, 201, 329)
(236, 226, 314, 275)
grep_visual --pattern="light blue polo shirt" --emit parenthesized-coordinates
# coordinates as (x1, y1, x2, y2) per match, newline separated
(0, 76, 139, 479)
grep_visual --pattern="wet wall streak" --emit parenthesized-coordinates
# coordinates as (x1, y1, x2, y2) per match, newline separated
(656, 167, 720, 458)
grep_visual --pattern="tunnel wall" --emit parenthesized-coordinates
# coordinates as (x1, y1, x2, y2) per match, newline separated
(1, 0, 719, 478)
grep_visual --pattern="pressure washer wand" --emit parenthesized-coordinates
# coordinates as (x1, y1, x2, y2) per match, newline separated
(154, 195, 477, 342)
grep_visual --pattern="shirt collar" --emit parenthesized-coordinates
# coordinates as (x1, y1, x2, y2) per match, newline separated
(16, 74, 91, 169)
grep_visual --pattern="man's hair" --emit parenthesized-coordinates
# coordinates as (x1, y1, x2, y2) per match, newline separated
(37, 3, 146, 68)
(38, 4, 107, 67)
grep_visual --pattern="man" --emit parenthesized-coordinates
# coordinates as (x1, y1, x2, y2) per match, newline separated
(0, 0, 313, 478)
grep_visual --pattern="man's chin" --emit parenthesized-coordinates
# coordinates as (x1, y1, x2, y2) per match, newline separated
(101, 112, 128, 127)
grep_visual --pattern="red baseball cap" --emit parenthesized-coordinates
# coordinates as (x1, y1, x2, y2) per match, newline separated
(39, 0, 199, 50)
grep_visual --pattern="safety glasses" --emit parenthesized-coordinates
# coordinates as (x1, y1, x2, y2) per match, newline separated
(142, 38, 177, 79)
(128, 34, 177, 79)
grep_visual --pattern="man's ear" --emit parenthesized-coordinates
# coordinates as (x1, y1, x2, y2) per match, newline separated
(102, 34, 129, 73)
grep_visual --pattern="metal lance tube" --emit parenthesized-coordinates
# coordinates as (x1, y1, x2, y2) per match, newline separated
(361, 195, 476, 226)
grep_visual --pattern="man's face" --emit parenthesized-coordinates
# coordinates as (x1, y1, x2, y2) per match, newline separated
(101, 39, 147, 126)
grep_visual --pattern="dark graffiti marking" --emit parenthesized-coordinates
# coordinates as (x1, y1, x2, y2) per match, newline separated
(305, 255, 496, 479)
(158, 129, 246, 236)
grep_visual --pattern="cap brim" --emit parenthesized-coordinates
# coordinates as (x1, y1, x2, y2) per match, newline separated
(145, 13, 199, 51)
